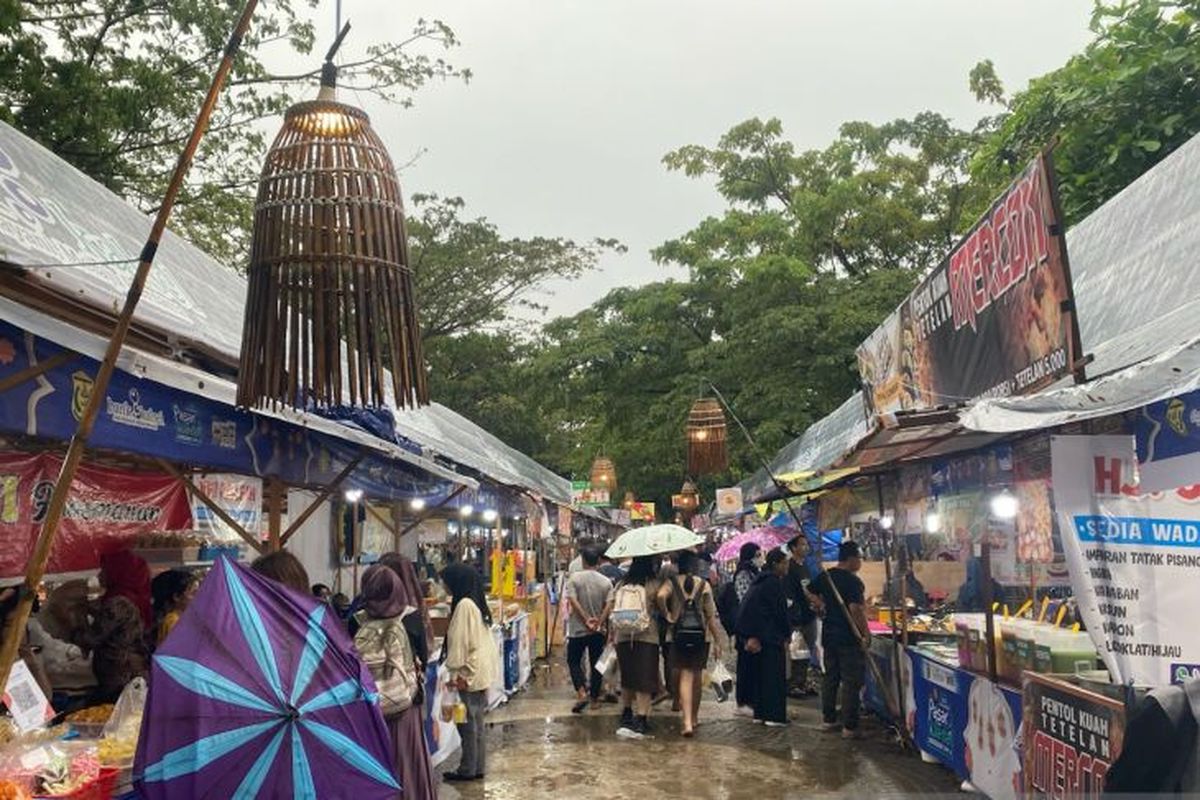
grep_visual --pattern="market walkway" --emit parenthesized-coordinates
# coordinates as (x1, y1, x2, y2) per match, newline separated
(436, 659, 962, 800)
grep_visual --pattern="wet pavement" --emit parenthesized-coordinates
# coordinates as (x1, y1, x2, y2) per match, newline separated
(437, 660, 963, 800)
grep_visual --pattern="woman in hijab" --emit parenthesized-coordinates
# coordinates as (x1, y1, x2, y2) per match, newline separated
(358, 564, 436, 800)
(98, 550, 152, 630)
(72, 549, 150, 701)
(440, 563, 499, 783)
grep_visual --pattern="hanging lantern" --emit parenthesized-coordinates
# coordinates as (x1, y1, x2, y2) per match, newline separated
(686, 398, 728, 475)
(672, 479, 700, 512)
(590, 456, 617, 491)
(623, 491, 636, 509)
(237, 40, 427, 410)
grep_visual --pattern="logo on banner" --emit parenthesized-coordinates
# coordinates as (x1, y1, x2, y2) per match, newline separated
(30, 480, 53, 523)
(211, 419, 237, 450)
(172, 403, 202, 445)
(927, 687, 954, 757)
(106, 388, 165, 431)
(1168, 398, 1188, 436)
(70, 371, 93, 422)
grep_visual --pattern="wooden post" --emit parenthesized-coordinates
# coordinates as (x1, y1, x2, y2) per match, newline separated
(982, 539, 998, 684)
(0, 0, 262, 691)
(267, 478, 283, 552)
(156, 459, 263, 555)
(278, 456, 363, 547)
(0, 352, 77, 395)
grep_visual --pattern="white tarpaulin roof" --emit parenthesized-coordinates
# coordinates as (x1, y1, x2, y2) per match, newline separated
(0, 120, 570, 503)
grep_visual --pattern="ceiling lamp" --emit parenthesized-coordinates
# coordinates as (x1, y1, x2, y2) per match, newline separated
(590, 456, 617, 491)
(237, 24, 427, 410)
(686, 398, 728, 475)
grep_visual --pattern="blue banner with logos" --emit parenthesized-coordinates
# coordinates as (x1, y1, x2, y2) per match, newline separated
(1136, 389, 1200, 493)
(0, 320, 458, 503)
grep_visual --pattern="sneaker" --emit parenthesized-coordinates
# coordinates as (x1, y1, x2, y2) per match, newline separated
(734, 705, 755, 718)
(820, 721, 840, 732)
(619, 707, 633, 727)
(571, 699, 589, 714)
(841, 728, 862, 740)
(635, 715, 655, 739)
(765, 721, 790, 728)
(615, 725, 643, 740)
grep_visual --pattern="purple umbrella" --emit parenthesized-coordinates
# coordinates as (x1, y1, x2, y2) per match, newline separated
(134, 557, 400, 798)
(715, 527, 793, 563)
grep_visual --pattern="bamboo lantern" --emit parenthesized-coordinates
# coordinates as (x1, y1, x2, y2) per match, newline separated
(237, 54, 427, 410)
(590, 456, 617, 491)
(672, 479, 700, 512)
(623, 491, 636, 509)
(686, 397, 728, 474)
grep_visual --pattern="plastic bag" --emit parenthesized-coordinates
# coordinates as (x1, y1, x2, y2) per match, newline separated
(789, 630, 811, 662)
(594, 643, 618, 676)
(440, 689, 466, 724)
(709, 660, 733, 702)
(101, 678, 145, 741)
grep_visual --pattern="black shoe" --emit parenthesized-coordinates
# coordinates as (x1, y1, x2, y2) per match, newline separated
(443, 772, 481, 782)
(602, 692, 620, 704)
(619, 707, 633, 727)
(635, 715, 654, 739)
(571, 699, 589, 714)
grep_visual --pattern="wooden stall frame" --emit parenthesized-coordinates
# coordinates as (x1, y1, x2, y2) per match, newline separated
(0, 0, 262, 690)
(156, 458, 264, 556)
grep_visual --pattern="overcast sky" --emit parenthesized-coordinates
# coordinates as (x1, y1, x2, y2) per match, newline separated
(317, 1, 1095, 322)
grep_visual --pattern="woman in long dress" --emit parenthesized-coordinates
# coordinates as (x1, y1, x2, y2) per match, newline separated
(372, 553, 438, 800)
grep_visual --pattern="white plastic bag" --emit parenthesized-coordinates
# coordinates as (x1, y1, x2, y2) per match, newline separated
(595, 643, 618, 676)
(709, 659, 733, 701)
(789, 630, 811, 662)
(101, 677, 146, 740)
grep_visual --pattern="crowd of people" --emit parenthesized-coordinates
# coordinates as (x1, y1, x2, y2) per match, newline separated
(0, 545, 501, 799)
(561, 534, 873, 742)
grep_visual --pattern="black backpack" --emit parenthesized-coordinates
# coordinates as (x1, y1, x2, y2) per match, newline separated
(716, 571, 744, 634)
(673, 578, 707, 651)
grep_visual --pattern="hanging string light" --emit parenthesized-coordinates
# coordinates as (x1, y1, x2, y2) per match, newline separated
(686, 397, 728, 475)
(237, 22, 427, 410)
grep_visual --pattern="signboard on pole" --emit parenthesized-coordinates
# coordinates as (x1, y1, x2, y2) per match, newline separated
(571, 480, 610, 508)
(1051, 434, 1200, 686)
(1023, 673, 1125, 799)
(857, 154, 1076, 415)
(715, 487, 744, 516)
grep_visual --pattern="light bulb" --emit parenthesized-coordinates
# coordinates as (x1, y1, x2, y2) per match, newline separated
(343, 489, 363, 503)
(482, 509, 498, 523)
(880, 515, 894, 531)
(410, 498, 427, 512)
(990, 491, 1019, 520)
(460, 505, 474, 518)
(924, 512, 941, 534)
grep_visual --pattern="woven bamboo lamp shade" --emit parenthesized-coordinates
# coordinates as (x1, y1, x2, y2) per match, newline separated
(686, 397, 728, 475)
(672, 479, 700, 512)
(590, 456, 617, 491)
(237, 56, 427, 410)
(623, 491, 636, 509)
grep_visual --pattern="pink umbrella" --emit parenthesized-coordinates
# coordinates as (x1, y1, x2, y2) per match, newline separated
(715, 527, 793, 562)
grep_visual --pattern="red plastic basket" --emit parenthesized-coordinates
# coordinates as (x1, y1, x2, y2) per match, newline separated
(34, 767, 120, 800)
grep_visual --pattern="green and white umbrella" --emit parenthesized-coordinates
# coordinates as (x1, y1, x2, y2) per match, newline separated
(605, 524, 704, 559)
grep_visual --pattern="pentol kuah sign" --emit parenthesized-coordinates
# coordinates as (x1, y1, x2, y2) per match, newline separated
(1051, 434, 1200, 686)
(856, 154, 1077, 415)
(1023, 673, 1126, 799)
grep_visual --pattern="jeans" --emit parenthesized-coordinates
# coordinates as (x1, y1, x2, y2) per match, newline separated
(821, 643, 866, 731)
(567, 633, 606, 698)
(456, 690, 487, 776)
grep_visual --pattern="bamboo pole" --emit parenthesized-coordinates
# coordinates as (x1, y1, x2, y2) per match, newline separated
(156, 459, 263, 555)
(0, 0, 262, 691)
(267, 478, 284, 552)
(279, 456, 363, 546)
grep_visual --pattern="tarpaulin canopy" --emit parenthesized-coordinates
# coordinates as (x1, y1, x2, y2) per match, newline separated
(0, 119, 569, 504)
(752, 128, 1200, 500)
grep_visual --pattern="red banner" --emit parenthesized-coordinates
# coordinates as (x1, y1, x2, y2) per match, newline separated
(0, 452, 192, 577)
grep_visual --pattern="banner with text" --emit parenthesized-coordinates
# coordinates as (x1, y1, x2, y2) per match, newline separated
(1050, 434, 1200, 686)
(857, 155, 1074, 414)
(0, 451, 192, 577)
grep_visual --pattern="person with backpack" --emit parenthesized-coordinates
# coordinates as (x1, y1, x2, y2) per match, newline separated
(718, 542, 761, 717)
(354, 564, 435, 799)
(736, 549, 792, 726)
(602, 555, 661, 739)
(441, 563, 500, 782)
(656, 550, 723, 737)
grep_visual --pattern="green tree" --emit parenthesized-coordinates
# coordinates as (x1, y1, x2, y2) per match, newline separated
(969, 0, 1200, 225)
(406, 193, 623, 341)
(0, 1, 468, 264)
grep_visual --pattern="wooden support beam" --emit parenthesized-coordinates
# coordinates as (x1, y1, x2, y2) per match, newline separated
(0, 351, 77, 395)
(267, 478, 283, 552)
(364, 501, 398, 537)
(156, 459, 264, 556)
(279, 455, 363, 547)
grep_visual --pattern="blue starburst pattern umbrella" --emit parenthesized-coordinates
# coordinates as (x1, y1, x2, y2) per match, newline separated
(134, 557, 400, 798)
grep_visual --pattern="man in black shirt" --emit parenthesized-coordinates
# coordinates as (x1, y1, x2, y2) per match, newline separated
(784, 534, 821, 697)
(811, 540, 870, 739)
